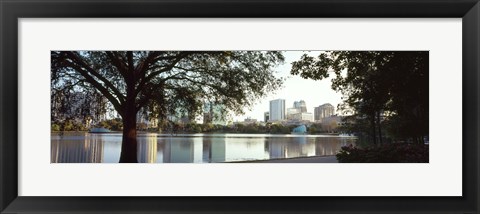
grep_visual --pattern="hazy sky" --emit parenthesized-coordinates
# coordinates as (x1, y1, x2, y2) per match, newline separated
(233, 51, 343, 122)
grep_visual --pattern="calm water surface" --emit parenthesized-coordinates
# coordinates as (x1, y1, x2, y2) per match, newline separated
(51, 133, 356, 163)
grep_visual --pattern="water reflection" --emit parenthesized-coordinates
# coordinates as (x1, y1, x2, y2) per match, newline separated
(51, 133, 356, 163)
(51, 133, 104, 163)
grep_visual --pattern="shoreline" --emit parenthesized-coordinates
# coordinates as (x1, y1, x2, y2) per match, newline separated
(51, 131, 346, 136)
(227, 155, 338, 163)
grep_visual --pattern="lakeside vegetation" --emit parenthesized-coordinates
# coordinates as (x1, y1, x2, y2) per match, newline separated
(336, 143, 429, 163)
(52, 118, 341, 135)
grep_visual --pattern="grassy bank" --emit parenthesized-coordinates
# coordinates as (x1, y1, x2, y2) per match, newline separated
(336, 143, 429, 163)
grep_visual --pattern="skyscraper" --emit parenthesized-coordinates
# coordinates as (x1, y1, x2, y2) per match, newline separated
(269, 99, 285, 121)
(293, 100, 307, 113)
(314, 103, 335, 121)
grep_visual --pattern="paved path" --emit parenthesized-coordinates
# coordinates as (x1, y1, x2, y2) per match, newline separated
(231, 155, 338, 163)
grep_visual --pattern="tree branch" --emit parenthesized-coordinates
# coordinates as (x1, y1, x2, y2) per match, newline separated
(65, 52, 126, 105)
(134, 51, 162, 81)
(61, 61, 124, 118)
(135, 52, 190, 95)
(105, 51, 128, 79)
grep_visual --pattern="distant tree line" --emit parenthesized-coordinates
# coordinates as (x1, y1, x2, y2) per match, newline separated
(137, 122, 341, 134)
(52, 118, 124, 132)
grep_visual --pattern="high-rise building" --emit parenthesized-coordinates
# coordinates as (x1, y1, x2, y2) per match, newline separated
(264, 112, 270, 122)
(269, 99, 285, 121)
(287, 100, 308, 119)
(293, 100, 307, 113)
(314, 103, 335, 121)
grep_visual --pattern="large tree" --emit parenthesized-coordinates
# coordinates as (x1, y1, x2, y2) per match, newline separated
(51, 51, 285, 162)
(291, 51, 428, 145)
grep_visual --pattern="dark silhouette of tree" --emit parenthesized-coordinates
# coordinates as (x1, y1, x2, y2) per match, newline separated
(51, 51, 285, 162)
(291, 51, 428, 145)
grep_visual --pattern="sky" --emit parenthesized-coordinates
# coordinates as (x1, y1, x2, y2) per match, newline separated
(232, 51, 343, 122)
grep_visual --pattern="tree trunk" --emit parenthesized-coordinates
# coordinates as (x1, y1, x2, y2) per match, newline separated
(119, 52, 138, 163)
(377, 111, 383, 144)
(119, 111, 138, 163)
(119, 89, 138, 163)
(371, 115, 377, 145)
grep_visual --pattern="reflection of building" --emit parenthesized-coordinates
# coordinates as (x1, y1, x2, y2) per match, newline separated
(203, 137, 266, 162)
(314, 137, 355, 156)
(201, 137, 227, 163)
(168, 141, 194, 163)
(314, 103, 335, 121)
(162, 138, 202, 163)
(269, 99, 285, 121)
(160, 136, 268, 163)
(51, 134, 104, 163)
(138, 135, 157, 163)
(224, 138, 266, 161)
(154, 135, 355, 163)
(267, 137, 315, 159)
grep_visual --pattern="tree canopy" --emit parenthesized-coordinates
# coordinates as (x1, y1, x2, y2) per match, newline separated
(52, 51, 285, 120)
(51, 51, 285, 162)
(291, 51, 428, 144)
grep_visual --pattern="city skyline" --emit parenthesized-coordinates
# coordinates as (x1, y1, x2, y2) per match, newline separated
(233, 51, 343, 122)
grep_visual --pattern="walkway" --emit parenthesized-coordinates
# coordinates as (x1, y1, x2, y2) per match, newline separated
(231, 155, 338, 163)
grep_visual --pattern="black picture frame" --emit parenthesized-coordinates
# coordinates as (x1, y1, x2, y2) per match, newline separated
(1, 0, 479, 213)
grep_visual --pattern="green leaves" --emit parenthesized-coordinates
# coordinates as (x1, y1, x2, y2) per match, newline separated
(51, 51, 285, 125)
(290, 51, 429, 143)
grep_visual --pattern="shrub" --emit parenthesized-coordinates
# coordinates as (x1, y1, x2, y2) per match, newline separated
(51, 123, 61, 132)
(336, 143, 429, 163)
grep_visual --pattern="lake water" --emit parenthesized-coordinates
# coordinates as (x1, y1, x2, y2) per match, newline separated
(51, 133, 356, 163)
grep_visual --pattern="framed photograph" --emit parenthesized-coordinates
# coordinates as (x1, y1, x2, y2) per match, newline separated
(1, 0, 478, 213)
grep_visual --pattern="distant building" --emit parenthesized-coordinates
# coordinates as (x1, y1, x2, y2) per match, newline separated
(286, 100, 313, 122)
(269, 99, 285, 121)
(293, 100, 307, 113)
(264, 112, 270, 122)
(136, 110, 159, 129)
(51, 91, 108, 128)
(163, 107, 194, 125)
(203, 102, 227, 125)
(244, 117, 257, 124)
(321, 115, 342, 125)
(314, 103, 335, 121)
(291, 112, 314, 122)
(286, 107, 300, 120)
(287, 100, 305, 119)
